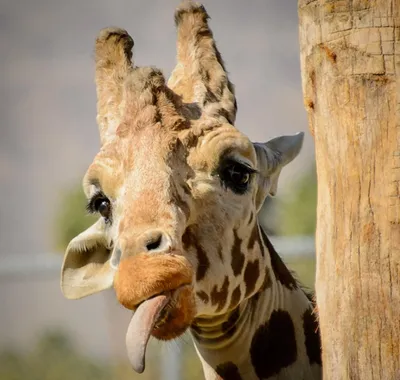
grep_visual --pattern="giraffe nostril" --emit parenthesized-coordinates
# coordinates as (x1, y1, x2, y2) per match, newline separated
(146, 234, 163, 251)
(138, 230, 172, 253)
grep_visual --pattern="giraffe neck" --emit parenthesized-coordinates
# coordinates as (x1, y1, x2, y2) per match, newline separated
(190, 226, 322, 380)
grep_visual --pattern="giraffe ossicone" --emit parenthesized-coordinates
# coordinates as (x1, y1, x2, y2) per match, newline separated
(60, 2, 322, 379)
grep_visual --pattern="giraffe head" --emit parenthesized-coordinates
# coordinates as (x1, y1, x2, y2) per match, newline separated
(60, 2, 304, 373)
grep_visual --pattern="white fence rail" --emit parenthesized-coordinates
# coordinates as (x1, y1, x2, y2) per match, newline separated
(0, 236, 315, 278)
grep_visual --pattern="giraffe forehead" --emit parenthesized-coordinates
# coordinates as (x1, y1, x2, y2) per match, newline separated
(184, 124, 257, 170)
(84, 127, 183, 196)
(84, 122, 256, 200)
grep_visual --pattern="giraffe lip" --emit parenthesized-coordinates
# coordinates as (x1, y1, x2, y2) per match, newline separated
(135, 291, 171, 310)
(114, 252, 194, 311)
(133, 283, 190, 312)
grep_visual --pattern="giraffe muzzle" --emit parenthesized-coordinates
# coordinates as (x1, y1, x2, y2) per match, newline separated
(113, 251, 193, 309)
(113, 252, 196, 373)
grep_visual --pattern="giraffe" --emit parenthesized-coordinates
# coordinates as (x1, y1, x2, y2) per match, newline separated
(60, 2, 322, 379)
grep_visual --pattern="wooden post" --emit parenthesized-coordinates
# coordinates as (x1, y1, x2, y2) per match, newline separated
(298, 1, 400, 379)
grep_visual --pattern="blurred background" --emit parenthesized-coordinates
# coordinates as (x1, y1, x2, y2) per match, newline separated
(0, 0, 317, 379)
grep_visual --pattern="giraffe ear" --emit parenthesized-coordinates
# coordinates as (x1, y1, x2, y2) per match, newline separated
(60, 218, 115, 299)
(253, 132, 304, 209)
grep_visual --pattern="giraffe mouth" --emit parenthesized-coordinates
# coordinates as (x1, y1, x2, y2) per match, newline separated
(112, 252, 196, 373)
(125, 285, 195, 374)
(125, 292, 171, 373)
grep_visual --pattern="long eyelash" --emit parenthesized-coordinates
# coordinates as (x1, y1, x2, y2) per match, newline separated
(235, 161, 259, 174)
(243, 165, 259, 175)
(86, 191, 104, 214)
(225, 159, 259, 174)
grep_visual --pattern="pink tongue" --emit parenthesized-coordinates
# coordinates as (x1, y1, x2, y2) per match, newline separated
(125, 294, 169, 373)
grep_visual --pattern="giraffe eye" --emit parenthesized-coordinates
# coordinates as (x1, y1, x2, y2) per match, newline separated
(87, 192, 112, 221)
(96, 199, 111, 219)
(219, 161, 255, 194)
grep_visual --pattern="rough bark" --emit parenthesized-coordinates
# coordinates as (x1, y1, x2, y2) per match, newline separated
(298, 1, 400, 379)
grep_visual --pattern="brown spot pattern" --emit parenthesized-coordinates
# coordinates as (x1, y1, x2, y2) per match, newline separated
(182, 226, 210, 282)
(260, 228, 298, 290)
(196, 290, 209, 304)
(244, 259, 260, 297)
(231, 229, 245, 276)
(210, 276, 229, 312)
(215, 107, 236, 125)
(215, 361, 243, 380)
(250, 310, 297, 378)
(229, 285, 241, 310)
(303, 308, 322, 365)
(247, 223, 260, 251)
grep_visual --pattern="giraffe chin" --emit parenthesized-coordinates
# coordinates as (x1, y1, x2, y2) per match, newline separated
(125, 285, 195, 374)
